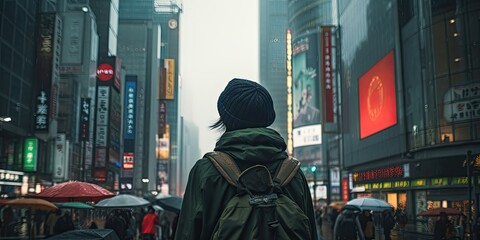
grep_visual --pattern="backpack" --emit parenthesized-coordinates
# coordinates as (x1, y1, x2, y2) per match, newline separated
(206, 151, 312, 240)
(338, 215, 358, 240)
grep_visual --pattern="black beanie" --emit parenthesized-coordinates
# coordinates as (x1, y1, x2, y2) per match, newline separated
(217, 78, 276, 131)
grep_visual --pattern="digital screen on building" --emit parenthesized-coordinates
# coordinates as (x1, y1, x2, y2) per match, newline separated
(358, 50, 397, 139)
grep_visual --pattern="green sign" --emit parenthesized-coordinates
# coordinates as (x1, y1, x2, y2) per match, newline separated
(431, 177, 449, 186)
(411, 179, 426, 187)
(23, 138, 37, 172)
(451, 177, 468, 185)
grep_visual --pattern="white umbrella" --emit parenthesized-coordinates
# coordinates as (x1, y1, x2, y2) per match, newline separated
(346, 197, 393, 212)
(94, 194, 150, 208)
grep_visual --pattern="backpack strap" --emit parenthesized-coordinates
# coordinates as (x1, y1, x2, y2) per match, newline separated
(273, 157, 301, 187)
(205, 151, 241, 187)
(205, 151, 300, 188)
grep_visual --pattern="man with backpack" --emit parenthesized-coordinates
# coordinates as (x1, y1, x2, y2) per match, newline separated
(174, 78, 317, 240)
(333, 206, 364, 240)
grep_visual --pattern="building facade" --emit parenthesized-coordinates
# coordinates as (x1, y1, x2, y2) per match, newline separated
(287, 0, 339, 203)
(339, 0, 480, 223)
(0, 0, 39, 196)
(259, 0, 289, 141)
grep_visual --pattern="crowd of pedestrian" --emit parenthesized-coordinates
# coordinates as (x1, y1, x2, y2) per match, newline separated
(0, 204, 178, 240)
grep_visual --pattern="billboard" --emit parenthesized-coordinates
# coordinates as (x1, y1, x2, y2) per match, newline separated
(292, 35, 321, 127)
(358, 50, 397, 139)
(292, 32, 322, 163)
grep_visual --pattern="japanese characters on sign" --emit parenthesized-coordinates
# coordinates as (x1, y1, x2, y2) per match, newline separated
(79, 98, 90, 141)
(352, 165, 405, 182)
(123, 152, 134, 169)
(96, 87, 110, 147)
(23, 138, 38, 172)
(321, 26, 334, 123)
(35, 91, 49, 130)
(443, 83, 480, 122)
(53, 134, 66, 178)
(124, 80, 136, 140)
(158, 101, 167, 135)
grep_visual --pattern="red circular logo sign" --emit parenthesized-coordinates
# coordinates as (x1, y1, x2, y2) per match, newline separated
(97, 64, 114, 81)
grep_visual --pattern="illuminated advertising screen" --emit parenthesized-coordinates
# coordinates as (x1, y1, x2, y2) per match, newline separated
(292, 33, 322, 164)
(358, 51, 397, 139)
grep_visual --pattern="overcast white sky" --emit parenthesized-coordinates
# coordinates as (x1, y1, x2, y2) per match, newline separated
(179, 0, 259, 156)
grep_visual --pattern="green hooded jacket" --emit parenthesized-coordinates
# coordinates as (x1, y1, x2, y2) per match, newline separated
(174, 128, 318, 240)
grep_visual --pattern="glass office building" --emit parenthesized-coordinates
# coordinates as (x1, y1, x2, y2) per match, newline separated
(339, 0, 480, 221)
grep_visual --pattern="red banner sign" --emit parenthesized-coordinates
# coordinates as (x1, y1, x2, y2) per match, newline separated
(321, 27, 334, 123)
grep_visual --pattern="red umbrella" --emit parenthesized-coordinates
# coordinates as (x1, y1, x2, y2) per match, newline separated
(35, 181, 115, 202)
(417, 207, 464, 217)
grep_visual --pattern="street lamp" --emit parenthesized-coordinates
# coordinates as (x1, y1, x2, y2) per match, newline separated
(0, 116, 11, 122)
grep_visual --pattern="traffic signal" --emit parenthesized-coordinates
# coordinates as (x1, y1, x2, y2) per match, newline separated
(310, 166, 316, 172)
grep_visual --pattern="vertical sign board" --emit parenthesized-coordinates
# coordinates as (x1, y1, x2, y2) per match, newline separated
(34, 13, 56, 131)
(158, 102, 167, 135)
(95, 86, 109, 171)
(159, 59, 175, 100)
(342, 177, 349, 202)
(79, 98, 90, 141)
(53, 134, 66, 179)
(321, 26, 334, 123)
(23, 138, 38, 172)
(124, 79, 136, 140)
(61, 12, 84, 65)
(34, 13, 62, 131)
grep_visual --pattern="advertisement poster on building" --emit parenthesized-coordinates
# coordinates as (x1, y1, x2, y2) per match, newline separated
(292, 32, 322, 164)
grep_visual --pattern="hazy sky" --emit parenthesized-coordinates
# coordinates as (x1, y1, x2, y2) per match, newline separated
(179, 0, 259, 157)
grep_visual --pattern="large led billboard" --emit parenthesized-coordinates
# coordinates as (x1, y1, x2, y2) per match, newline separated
(358, 51, 397, 139)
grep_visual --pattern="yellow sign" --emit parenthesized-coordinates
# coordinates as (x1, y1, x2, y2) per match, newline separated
(394, 180, 410, 188)
(159, 59, 175, 100)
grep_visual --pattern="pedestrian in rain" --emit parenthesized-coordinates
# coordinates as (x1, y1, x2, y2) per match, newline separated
(359, 210, 375, 240)
(105, 210, 127, 239)
(434, 212, 454, 240)
(333, 207, 364, 240)
(142, 206, 160, 240)
(54, 210, 74, 234)
(174, 78, 317, 240)
(383, 210, 395, 240)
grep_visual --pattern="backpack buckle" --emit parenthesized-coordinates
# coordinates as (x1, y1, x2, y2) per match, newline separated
(248, 193, 278, 206)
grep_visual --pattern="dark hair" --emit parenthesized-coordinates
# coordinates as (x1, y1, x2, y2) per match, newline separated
(209, 118, 226, 131)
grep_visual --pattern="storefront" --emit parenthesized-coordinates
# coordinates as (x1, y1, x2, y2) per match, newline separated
(350, 157, 475, 219)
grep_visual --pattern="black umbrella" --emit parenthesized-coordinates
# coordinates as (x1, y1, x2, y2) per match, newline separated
(46, 229, 120, 240)
(156, 194, 183, 213)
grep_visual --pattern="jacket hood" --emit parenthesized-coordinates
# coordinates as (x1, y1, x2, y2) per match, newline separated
(213, 128, 287, 163)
